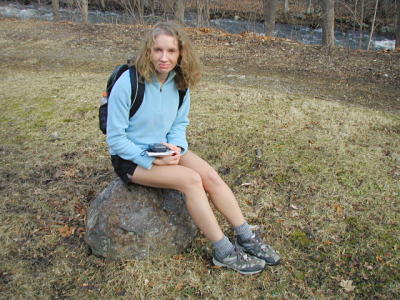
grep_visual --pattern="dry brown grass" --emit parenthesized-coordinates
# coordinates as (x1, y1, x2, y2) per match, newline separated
(0, 19, 399, 299)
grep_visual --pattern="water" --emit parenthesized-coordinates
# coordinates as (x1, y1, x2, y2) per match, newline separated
(186, 16, 395, 51)
(0, 2, 395, 51)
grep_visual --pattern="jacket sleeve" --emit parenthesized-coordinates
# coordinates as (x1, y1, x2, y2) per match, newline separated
(106, 72, 154, 169)
(166, 89, 190, 154)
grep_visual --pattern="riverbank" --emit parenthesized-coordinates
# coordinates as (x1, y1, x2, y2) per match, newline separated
(184, 0, 397, 37)
(0, 1, 397, 50)
(1, 18, 399, 112)
(0, 20, 399, 299)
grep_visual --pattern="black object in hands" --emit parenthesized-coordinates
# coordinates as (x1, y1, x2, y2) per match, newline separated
(149, 143, 169, 152)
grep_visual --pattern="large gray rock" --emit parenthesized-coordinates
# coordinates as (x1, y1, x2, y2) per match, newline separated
(85, 179, 198, 260)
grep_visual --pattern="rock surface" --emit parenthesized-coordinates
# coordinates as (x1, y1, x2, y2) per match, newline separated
(85, 179, 198, 260)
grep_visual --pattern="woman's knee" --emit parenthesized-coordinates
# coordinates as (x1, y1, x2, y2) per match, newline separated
(202, 167, 224, 190)
(180, 169, 204, 192)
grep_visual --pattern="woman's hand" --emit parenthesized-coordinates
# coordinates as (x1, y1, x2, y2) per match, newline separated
(152, 142, 181, 166)
(162, 142, 182, 155)
(153, 154, 180, 166)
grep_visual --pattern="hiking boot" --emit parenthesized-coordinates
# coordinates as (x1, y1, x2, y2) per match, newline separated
(238, 231, 281, 266)
(212, 244, 266, 275)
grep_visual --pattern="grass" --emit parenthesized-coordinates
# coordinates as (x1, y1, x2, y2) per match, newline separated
(0, 20, 399, 299)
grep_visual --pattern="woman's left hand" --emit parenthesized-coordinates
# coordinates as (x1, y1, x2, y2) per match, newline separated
(151, 142, 182, 166)
(162, 142, 182, 156)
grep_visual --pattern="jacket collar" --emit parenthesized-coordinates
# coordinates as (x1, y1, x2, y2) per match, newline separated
(149, 70, 176, 89)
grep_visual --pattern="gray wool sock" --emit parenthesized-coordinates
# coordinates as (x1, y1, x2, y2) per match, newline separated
(212, 235, 234, 258)
(234, 221, 253, 241)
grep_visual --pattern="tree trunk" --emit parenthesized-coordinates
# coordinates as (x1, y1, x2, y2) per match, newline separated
(353, 0, 358, 38)
(204, 0, 210, 27)
(76, 0, 89, 24)
(322, 0, 335, 47)
(196, 0, 203, 27)
(136, 0, 145, 25)
(379, 0, 388, 17)
(359, 0, 364, 49)
(306, 0, 312, 15)
(263, 0, 278, 36)
(284, 0, 290, 17)
(100, 0, 105, 10)
(396, 0, 400, 48)
(174, 0, 185, 24)
(52, 0, 60, 22)
(147, 0, 157, 15)
(82, 0, 89, 24)
(367, 0, 379, 50)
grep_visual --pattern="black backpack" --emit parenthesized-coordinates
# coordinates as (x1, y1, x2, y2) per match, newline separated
(99, 59, 187, 134)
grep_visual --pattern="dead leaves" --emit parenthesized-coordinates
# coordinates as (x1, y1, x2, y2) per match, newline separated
(175, 282, 184, 291)
(57, 201, 87, 238)
(58, 224, 77, 238)
(332, 204, 344, 216)
(331, 202, 369, 217)
(57, 224, 85, 238)
(53, 164, 81, 179)
(340, 279, 356, 292)
(351, 203, 367, 211)
(74, 201, 87, 218)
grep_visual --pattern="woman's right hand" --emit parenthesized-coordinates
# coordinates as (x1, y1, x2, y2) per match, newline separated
(153, 153, 181, 166)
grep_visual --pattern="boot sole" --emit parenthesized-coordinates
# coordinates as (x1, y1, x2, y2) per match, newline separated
(212, 258, 265, 275)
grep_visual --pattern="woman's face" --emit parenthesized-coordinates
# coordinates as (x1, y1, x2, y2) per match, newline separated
(150, 33, 180, 83)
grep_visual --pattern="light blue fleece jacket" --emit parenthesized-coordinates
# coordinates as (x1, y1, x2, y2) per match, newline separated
(106, 70, 190, 170)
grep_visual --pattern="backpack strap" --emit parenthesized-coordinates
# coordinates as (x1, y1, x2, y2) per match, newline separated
(178, 89, 187, 109)
(106, 64, 129, 97)
(128, 65, 145, 119)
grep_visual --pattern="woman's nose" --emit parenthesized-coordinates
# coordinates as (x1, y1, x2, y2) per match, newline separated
(160, 51, 167, 61)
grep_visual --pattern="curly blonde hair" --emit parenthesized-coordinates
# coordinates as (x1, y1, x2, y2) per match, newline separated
(134, 21, 201, 90)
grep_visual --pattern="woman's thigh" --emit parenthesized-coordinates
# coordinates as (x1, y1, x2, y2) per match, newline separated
(131, 151, 217, 192)
(130, 163, 200, 192)
(179, 151, 213, 175)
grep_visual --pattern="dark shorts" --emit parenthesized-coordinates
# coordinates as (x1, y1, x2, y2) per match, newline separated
(111, 155, 138, 184)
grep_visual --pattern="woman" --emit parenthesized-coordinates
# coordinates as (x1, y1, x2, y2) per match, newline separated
(106, 21, 280, 275)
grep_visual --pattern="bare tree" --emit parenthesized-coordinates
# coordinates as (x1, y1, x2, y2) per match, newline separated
(175, 0, 185, 24)
(82, 0, 89, 24)
(322, 0, 335, 47)
(359, 0, 365, 48)
(99, 0, 105, 10)
(144, 0, 159, 15)
(263, 0, 278, 36)
(52, 0, 60, 22)
(119, 0, 144, 25)
(195, 0, 210, 27)
(76, 0, 89, 24)
(204, 0, 210, 27)
(367, 0, 379, 49)
(196, 0, 203, 27)
(135, 0, 145, 25)
(284, 0, 290, 18)
(396, 0, 400, 48)
(380, 0, 389, 17)
(306, 0, 313, 15)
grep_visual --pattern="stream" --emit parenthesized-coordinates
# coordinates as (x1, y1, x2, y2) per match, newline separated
(0, 2, 395, 51)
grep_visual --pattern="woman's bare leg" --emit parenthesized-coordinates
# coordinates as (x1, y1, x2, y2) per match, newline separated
(130, 164, 224, 242)
(179, 151, 246, 228)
